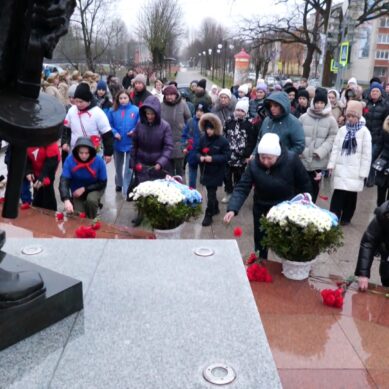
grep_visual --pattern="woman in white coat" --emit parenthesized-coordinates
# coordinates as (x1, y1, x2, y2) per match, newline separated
(327, 101, 372, 225)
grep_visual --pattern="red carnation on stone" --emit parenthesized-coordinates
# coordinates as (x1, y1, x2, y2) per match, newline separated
(202, 147, 210, 154)
(56, 212, 64, 221)
(20, 202, 31, 210)
(246, 263, 273, 283)
(246, 252, 257, 265)
(92, 221, 101, 230)
(79, 212, 86, 219)
(75, 225, 96, 238)
(42, 177, 51, 186)
(135, 163, 143, 172)
(320, 288, 344, 308)
(233, 226, 243, 238)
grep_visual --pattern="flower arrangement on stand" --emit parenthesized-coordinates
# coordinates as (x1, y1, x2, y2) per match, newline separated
(260, 193, 343, 280)
(129, 177, 202, 238)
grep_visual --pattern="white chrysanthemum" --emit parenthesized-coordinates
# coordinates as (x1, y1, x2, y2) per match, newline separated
(132, 181, 185, 205)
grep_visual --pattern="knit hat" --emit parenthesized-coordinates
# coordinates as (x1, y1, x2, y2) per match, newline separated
(257, 133, 281, 156)
(235, 99, 249, 114)
(256, 83, 268, 93)
(219, 88, 232, 99)
(195, 103, 210, 113)
(74, 82, 93, 102)
(68, 84, 77, 98)
(297, 89, 309, 100)
(346, 100, 363, 118)
(96, 80, 107, 91)
(133, 73, 147, 86)
(197, 79, 206, 89)
(285, 86, 298, 97)
(211, 84, 218, 91)
(328, 89, 340, 100)
(238, 84, 248, 95)
(313, 87, 328, 105)
(274, 84, 283, 91)
(370, 81, 383, 94)
(163, 85, 178, 96)
(348, 77, 357, 86)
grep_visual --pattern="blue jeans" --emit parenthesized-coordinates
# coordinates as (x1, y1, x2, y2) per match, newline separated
(188, 164, 198, 188)
(21, 178, 32, 204)
(113, 150, 132, 196)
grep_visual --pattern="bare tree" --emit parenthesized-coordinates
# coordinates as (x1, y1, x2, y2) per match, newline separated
(137, 0, 184, 75)
(356, 0, 389, 26)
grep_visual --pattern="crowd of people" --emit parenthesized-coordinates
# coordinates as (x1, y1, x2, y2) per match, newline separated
(7, 67, 389, 290)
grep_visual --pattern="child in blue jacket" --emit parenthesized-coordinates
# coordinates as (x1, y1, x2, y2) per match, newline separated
(181, 103, 209, 188)
(108, 90, 139, 196)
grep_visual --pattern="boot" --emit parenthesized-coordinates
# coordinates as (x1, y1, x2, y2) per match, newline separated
(202, 213, 213, 226)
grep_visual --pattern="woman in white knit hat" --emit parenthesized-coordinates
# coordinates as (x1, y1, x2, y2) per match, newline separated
(224, 133, 312, 258)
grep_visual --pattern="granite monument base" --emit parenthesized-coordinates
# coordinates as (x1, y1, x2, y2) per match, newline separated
(0, 252, 83, 351)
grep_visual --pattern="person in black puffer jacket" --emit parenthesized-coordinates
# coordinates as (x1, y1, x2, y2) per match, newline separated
(364, 82, 389, 186)
(375, 115, 389, 205)
(224, 133, 312, 258)
(355, 201, 389, 290)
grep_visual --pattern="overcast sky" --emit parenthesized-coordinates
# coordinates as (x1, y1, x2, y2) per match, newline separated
(116, 0, 288, 36)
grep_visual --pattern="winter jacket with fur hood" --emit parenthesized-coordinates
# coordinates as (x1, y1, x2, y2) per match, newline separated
(196, 113, 230, 187)
(299, 101, 338, 171)
(355, 201, 389, 285)
(327, 122, 372, 192)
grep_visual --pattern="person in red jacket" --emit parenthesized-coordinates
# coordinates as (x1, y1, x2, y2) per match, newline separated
(25, 142, 60, 211)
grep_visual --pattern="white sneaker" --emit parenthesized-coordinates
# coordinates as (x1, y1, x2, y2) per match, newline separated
(221, 194, 231, 204)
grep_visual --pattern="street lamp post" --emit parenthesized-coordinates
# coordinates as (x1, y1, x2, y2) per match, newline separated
(198, 53, 202, 74)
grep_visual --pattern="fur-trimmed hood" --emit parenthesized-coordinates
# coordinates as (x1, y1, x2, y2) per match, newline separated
(384, 115, 389, 133)
(199, 113, 223, 135)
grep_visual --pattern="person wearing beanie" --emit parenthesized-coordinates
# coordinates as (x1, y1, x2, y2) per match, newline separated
(327, 89, 343, 125)
(181, 103, 209, 188)
(222, 99, 257, 204)
(196, 113, 230, 226)
(161, 84, 191, 178)
(364, 81, 389, 186)
(327, 100, 372, 225)
(94, 80, 112, 115)
(238, 84, 249, 100)
(193, 79, 212, 109)
(249, 83, 267, 119)
(211, 88, 237, 127)
(210, 84, 219, 106)
(188, 80, 198, 102)
(284, 85, 298, 114)
(355, 200, 389, 290)
(122, 69, 135, 90)
(224, 132, 312, 258)
(294, 89, 310, 118)
(62, 82, 114, 164)
(129, 73, 151, 107)
(299, 87, 338, 202)
(253, 91, 305, 156)
(151, 79, 164, 103)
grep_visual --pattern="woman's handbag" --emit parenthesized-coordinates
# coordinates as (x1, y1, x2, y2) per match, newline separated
(372, 157, 388, 172)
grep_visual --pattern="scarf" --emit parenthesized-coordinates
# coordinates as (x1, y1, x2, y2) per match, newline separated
(72, 158, 97, 178)
(341, 121, 363, 155)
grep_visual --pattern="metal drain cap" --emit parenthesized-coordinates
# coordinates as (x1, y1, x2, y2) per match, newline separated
(193, 247, 215, 257)
(203, 363, 236, 385)
(21, 245, 43, 255)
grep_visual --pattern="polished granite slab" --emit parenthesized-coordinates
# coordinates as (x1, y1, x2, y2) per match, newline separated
(0, 239, 281, 389)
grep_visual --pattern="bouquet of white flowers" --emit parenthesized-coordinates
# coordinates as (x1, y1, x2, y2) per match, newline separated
(261, 193, 343, 262)
(129, 178, 202, 230)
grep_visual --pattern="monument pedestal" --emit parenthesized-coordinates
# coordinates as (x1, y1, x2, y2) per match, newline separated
(0, 253, 83, 351)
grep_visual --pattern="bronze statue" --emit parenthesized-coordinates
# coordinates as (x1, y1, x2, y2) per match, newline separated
(0, 0, 76, 308)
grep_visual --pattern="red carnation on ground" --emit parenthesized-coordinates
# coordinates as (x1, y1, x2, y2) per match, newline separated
(56, 212, 64, 221)
(92, 221, 101, 230)
(20, 203, 31, 210)
(246, 263, 273, 283)
(42, 177, 51, 186)
(0, 197, 5, 204)
(79, 212, 86, 219)
(202, 147, 210, 154)
(75, 225, 96, 239)
(135, 163, 143, 172)
(246, 252, 257, 265)
(321, 288, 344, 308)
(233, 226, 243, 238)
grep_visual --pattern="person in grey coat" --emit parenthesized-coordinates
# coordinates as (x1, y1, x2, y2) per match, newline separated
(160, 85, 191, 178)
(212, 88, 237, 127)
(257, 91, 305, 155)
(299, 88, 338, 202)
